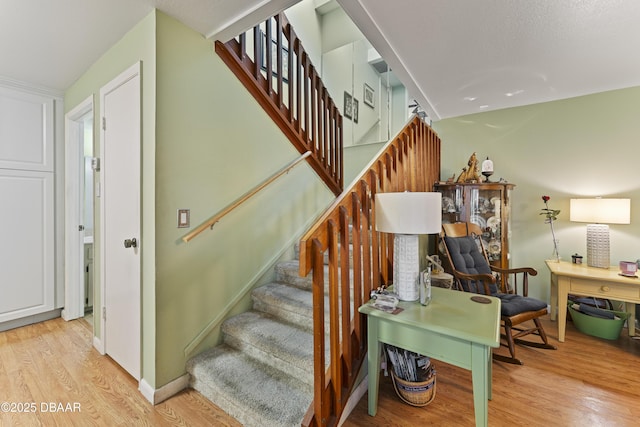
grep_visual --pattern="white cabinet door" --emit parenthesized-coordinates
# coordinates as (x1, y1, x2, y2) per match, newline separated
(0, 87, 54, 172)
(0, 169, 54, 322)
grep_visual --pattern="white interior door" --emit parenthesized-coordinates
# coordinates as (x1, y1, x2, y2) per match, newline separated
(100, 63, 141, 380)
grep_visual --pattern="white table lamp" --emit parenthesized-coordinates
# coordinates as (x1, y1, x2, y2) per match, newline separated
(375, 192, 442, 301)
(570, 198, 630, 268)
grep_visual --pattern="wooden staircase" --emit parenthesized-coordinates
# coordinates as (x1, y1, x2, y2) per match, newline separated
(187, 254, 337, 426)
(298, 116, 441, 426)
(210, 10, 442, 427)
(187, 116, 440, 426)
(216, 13, 343, 196)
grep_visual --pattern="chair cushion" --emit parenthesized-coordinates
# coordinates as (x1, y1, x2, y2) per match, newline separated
(498, 293, 548, 316)
(444, 235, 498, 295)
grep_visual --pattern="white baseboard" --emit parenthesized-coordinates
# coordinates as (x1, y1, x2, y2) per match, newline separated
(139, 374, 190, 405)
(338, 376, 368, 426)
(93, 336, 105, 354)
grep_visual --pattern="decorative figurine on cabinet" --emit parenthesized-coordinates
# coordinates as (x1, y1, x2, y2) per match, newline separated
(456, 152, 482, 183)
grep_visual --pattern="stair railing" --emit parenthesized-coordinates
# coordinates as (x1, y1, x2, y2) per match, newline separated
(215, 13, 343, 196)
(182, 151, 311, 243)
(298, 116, 441, 427)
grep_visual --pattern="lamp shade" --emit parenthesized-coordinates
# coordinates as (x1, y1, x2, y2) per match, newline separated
(569, 198, 630, 224)
(375, 192, 442, 234)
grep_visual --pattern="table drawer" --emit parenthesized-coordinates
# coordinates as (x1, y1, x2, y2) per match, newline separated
(570, 277, 640, 302)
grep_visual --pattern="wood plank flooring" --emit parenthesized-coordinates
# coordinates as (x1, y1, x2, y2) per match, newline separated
(1, 315, 639, 426)
(0, 317, 241, 427)
(345, 316, 640, 427)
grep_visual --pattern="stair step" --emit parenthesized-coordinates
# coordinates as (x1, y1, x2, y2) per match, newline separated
(294, 242, 360, 267)
(295, 242, 358, 266)
(187, 344, 312, 427)
(188, 258, 356, 426)
(275, 260, 356, 292)
(251, 282, 314, 332)
(222, 311, 314, 390)
(275, 260, 313, 290)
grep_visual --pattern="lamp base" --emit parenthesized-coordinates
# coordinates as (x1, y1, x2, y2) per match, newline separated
(586, 224, 609, 269)
(393, 234, 420, 301)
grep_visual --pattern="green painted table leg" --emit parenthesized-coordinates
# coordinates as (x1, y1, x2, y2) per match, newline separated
(367, 318, 380, 416)
(471, 343, 489, 427)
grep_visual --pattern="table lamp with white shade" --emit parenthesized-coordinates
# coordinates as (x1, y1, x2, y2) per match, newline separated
(375, 192, 442, 301)
(569, 198, 630, 268)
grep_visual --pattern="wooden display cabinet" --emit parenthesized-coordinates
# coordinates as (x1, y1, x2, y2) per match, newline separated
(434, 182, 515, 272)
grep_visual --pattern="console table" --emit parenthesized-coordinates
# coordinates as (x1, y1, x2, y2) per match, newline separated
(546, 260, 639, 342)
(359, 287, 501, 427)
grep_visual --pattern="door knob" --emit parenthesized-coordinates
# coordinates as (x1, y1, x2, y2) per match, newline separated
(124, 238, 137, 248)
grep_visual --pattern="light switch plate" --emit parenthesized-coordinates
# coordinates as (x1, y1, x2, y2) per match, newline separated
(177, 209, 190, 228)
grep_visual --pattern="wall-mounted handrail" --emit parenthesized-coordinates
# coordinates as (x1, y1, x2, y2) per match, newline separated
(182, 151, 312, 243)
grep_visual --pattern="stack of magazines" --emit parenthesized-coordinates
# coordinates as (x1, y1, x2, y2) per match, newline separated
(385, 344, 433, 382)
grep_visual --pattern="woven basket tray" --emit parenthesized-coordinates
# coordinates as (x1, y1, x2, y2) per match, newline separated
(390, 369, 436, 407)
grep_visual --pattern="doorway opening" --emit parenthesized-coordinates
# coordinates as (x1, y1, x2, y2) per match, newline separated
(63, 96, 94, 326)
(81, 112, 94, 321)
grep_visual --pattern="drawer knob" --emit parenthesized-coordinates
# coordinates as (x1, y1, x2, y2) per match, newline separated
(601, 286, 610, 292)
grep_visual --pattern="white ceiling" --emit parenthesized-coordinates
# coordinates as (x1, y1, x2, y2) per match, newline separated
(2, 0, 640, 121)
(0, 0, 294, 93)
(340, 0, 640, 120)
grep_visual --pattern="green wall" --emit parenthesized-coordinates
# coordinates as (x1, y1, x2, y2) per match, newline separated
(434, 86, 640, 302)
(64, 9, 337, 390)
(153, 13, 333, 386)
(64, 10, 157, 386)
(62, 6, 640, 391)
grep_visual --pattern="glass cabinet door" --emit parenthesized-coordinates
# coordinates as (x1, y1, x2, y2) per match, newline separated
(470, 187, 503, 262)
(440, 185, 463, 224)
(435, 182, 514, 271)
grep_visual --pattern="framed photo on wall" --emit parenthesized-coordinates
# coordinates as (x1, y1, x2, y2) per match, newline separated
(260, 30, 289, 83)
(364, 83, 375, 108)
(344, 91, 353, 119)
(353, 98, 359, 123)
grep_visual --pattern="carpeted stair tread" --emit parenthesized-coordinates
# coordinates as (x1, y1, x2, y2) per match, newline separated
(188, 344, 312, 427)
(222, 311, 314, 388)
(188, 257, 356, 426)
(253, 282, 312, 311)
(276, 260, 355, 292)
(275, 260, 314, 290)
(251, 282, 315, 330)
(295, 242, 356, 266)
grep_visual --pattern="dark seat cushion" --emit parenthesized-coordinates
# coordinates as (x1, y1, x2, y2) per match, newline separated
(497, 293, 548, 316)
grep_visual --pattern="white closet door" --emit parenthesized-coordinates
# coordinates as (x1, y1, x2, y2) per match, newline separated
(0, 87, 54, 172)
(0, 169, 54, 322)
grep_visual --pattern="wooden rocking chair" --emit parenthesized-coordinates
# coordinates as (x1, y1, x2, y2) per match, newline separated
(440, 222, 556, 364)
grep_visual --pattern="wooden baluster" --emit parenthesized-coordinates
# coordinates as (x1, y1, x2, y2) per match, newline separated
(311, 238, 325, 427)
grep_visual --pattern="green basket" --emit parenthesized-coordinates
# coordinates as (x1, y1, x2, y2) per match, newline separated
(567, 302, 629, 340)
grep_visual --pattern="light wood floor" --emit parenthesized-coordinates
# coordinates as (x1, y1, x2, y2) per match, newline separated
(1, 315, 639, 426)
(345, 317, 640, 427)
(0, 317, 241, 427)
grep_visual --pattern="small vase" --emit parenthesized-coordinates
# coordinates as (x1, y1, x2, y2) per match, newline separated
(551, 239, 561, 262)
(420, 267, 432, 306)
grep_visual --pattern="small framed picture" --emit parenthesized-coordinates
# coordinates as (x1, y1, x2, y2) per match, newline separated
(344, 91, 353, 119)
(353, 98, 359, 123)
(260, 30, 289, 83)
(364, 83, 375, 108)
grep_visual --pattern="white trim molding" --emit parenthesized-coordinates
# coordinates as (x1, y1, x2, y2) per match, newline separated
(139, 374, 190, 405)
